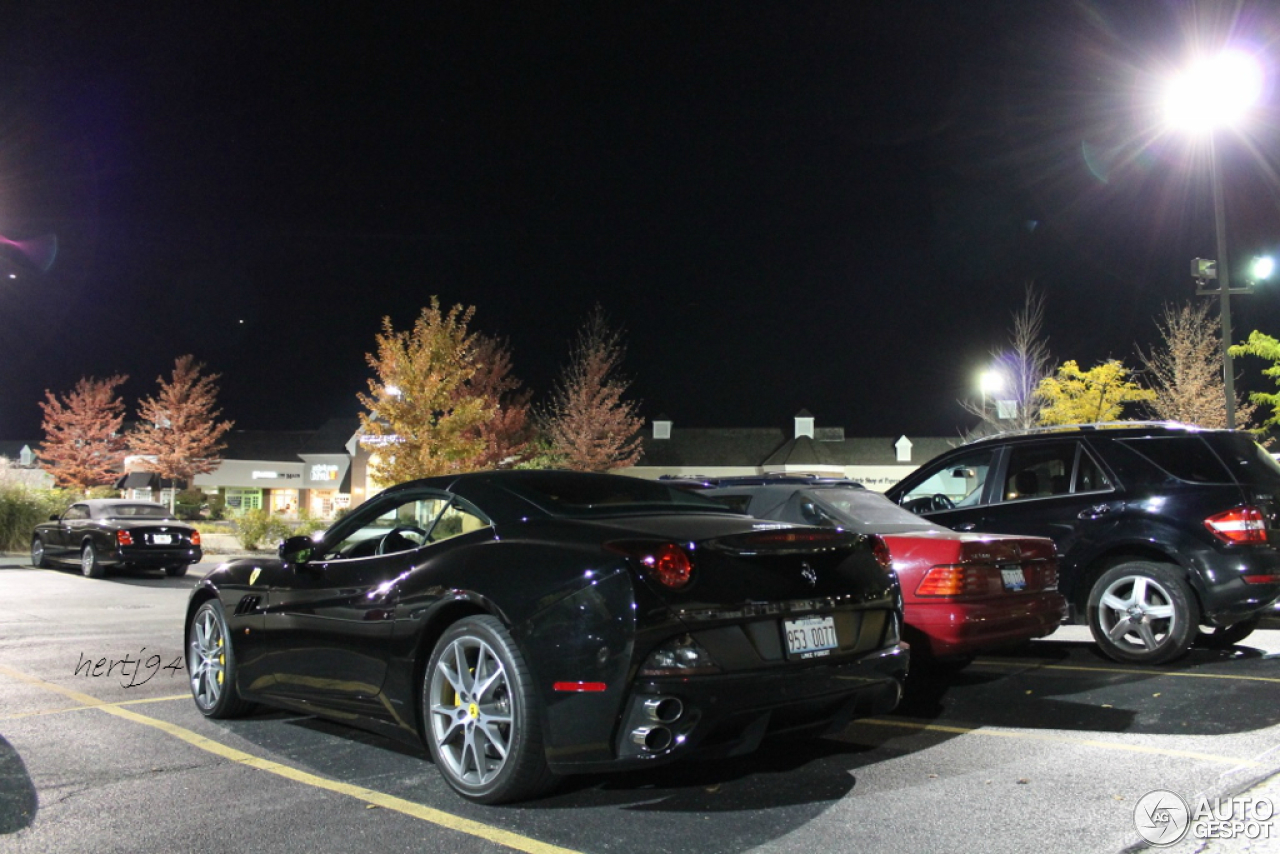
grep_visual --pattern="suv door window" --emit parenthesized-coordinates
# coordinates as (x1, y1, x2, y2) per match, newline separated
(901, 448, 996, 512)
(1116, 436, 1233, 484)
(1001, 441, 1111, 502)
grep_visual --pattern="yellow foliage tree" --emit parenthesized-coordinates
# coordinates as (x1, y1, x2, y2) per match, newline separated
(357, 298, 495, 486)
(1036, 359, 1156, 426)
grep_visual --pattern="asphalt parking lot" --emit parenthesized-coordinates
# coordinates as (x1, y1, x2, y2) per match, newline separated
(2, 557, 1278, 854)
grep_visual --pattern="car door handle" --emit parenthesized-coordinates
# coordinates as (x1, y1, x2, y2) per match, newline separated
(953, 522, 977, 531)
(1078, 504, 1112, 520)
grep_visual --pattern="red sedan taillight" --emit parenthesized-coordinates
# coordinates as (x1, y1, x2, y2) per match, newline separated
(915, 564, 1004, 598)
(190, 530, 201, 546)
(1205, 506, 1268, 544)
(117, 530, 134, 546)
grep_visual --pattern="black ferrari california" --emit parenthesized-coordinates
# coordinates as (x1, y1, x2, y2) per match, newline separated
(32, 498, 203, 578)
(185, 470, 908, 803)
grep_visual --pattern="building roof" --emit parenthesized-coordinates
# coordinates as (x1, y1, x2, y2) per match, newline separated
(219, 430, 314, 462)
(299, 417, 361, 455)
(639, 428, 788, 467)
(637, 421, 960, 469)
(0, 440, 39, 462)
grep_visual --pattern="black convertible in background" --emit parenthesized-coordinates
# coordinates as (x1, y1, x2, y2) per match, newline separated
(185, 470, 909, 803)
(32, 498, 203, 578)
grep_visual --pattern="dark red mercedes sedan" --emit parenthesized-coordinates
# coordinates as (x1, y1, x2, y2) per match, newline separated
(669, 475, 1068, 667)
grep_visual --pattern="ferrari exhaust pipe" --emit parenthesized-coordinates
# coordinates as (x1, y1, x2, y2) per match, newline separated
(630, 725, 673, 752)
(642, 696, 683, 724)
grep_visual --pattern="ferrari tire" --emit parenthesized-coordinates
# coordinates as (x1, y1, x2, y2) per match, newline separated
(1196, 615, 1262, 649)
(80, 544, 105, 579)
(1087, 561, 1196, 665)
(423, 615, 557, 804)
(31, 537, 48, 568)
(188, 600, 252, 718)
(164, 563, 190, 578)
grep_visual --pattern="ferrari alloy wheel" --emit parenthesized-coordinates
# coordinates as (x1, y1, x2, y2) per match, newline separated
(1088, 561, 1196, 665)
(31, 538, 48, 568)
(80, 544, 105, 579)
(188, 600, 251, 718)
(423, 615, 556, 803)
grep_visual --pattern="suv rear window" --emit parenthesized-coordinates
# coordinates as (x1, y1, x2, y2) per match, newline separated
(1215, 433, 1280, 488)
(1116, 437, 1233, 484)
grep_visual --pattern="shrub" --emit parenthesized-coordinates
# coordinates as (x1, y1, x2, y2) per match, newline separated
(206, 493, 227, 521)
(0, 486, 71, 552)
(293, 508, 328, 538)
(174, 488, 206, 520)
(231, 508, 292, 551)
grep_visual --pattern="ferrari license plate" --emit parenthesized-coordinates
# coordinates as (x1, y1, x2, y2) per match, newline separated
(1000, 567, 1026, 591)
(152, 534, 172, 545)
(783, 616, 838, 659)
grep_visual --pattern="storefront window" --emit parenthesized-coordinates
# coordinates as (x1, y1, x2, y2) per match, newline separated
(270, 489, 299, 516)
(226, 488, 263, 514)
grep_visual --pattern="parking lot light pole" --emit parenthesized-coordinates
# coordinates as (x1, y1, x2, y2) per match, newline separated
(1166, 49, 1263, 430)
(1209, 136, 1240, 430)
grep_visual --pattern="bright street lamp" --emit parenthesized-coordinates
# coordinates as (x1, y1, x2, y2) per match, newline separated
(1166, 49, 1264, 430)
(979, 369, 1005, 417)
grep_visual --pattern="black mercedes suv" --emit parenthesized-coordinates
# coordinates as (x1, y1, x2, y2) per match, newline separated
(885, 423, 1280, 664)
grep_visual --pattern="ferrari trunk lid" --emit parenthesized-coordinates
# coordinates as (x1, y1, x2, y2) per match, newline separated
(613, 524, 898, 609)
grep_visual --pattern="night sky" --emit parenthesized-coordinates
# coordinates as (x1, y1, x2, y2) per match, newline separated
(3, 2, 1280, 443)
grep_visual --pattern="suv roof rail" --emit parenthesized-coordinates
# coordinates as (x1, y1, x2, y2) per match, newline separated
(962, 420, 1207, 446)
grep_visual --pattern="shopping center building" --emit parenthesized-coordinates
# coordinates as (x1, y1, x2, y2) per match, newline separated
(102, 410, 953, 520)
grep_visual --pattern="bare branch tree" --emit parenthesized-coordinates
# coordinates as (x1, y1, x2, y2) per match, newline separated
(960, 284, 1054, 437)
(1137, 301, 1256, 429)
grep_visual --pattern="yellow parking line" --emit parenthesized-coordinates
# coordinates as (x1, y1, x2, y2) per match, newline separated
(0, 692, 189, 721)
(852, 717, 1261, 767)
(970, 658, 1280, 684)
(0, 664, 581, 854)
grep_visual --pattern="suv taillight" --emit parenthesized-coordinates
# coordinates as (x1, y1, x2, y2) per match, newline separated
(1205, 506, 1268, 544)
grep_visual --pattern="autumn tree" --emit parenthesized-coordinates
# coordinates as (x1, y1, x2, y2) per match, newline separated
(1037, 359, 1156, 425)
(542, 306, 644, 472)
(463, 333, 533, 469)
(961, 285, 1054, 437)
(1138, 301, 1255, 429)
(38, 375, 129, 492)
(357, 298, 494, 485)
(1228, 330, 1280, 431)
(128, 355, 234, 506)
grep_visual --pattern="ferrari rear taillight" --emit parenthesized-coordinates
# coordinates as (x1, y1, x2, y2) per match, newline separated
(606, 540, 694, 589)
(915, 564, 1003, 598)
(117, 530, 134, 546)
(1205, 506, 1268, 544)
(869, 535, 892, 570)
